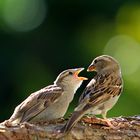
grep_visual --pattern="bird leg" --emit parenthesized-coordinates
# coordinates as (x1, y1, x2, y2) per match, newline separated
(101, 111, 116, 129)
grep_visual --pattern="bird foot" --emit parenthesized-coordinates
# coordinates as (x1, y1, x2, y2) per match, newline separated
(81, 116, 117, 129)
(81, 116, 102, 124)
(1, 120, 18, 127)
(20, 122, 36, 129)
(101, 118, 116, 129)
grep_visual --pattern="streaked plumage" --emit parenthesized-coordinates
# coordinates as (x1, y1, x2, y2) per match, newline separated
(62, 55, 123, 132)
(7, 68, 87, 124)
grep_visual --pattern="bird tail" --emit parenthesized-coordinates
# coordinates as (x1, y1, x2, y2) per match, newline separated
(61, 110, 86, 133)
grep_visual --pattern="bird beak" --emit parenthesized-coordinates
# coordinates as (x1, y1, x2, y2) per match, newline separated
(74, 68, 88, 80)
(87, 65, 96, 72)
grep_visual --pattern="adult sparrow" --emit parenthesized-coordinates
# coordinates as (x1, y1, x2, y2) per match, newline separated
(7, 68, 87, 125)
(62, 55, 123, 132)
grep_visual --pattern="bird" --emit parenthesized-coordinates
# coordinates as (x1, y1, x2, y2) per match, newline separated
(61, 55, 123, 132)
(6, 68, 88, 125)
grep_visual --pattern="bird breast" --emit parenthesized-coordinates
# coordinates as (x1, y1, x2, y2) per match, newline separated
(89, 95, 120, 115)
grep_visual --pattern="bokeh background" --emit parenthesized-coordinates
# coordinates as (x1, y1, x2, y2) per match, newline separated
(0, 0, 140, 122)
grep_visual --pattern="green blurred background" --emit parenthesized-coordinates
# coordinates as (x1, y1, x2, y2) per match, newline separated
(0, 0, 140, 122)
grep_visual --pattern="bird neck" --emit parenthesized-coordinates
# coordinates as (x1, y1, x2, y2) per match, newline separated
(55, 80, 82, 93)
(98, 68, 121, 78)
(99, 65, 121, 75)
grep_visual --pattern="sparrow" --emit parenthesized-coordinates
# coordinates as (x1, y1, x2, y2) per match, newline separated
(62, 55, 123, 132)
(6, 68, 87, 125)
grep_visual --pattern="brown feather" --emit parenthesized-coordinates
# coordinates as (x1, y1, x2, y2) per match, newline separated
(9, 85, 63, 123)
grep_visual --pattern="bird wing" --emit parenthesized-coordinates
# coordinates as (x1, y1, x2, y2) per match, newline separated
(78, 78, 96, 103)
(10, 85, 63, 122)
(85, 84, 122, 109)
(76, 74, 122, 111)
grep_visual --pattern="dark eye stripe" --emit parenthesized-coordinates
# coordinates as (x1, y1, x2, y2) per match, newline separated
(69, 71, 73, 75)
(94, 59, 97, 63)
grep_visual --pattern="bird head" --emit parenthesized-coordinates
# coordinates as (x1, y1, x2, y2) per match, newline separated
(87, 55, 120, 73)
(54, 68, 88, 89)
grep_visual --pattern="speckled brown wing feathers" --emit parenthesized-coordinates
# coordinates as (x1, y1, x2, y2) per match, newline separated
(10, 85, 63, 122)
(76, 73, 122, 112)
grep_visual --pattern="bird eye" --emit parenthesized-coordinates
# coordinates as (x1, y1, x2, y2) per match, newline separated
(69, 72, 73, 75)
(94, 59, 98, 63)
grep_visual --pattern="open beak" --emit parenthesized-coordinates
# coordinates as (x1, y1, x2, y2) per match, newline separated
(87, 65, 96, 72)
(74, 68, 88, 80)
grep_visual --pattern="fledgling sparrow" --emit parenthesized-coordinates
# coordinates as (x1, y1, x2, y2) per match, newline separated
(6, 68, 87, 125)
(62, 55, 123, 132)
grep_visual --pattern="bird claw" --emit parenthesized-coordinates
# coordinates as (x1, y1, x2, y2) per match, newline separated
(103, 119, 116, 129)
(81, 116, 118, 129)
(81, 116, 101, 124)
(1, 120, 18, 127)
(99, 118, 119, 129)
(20, 122, 36, 129)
